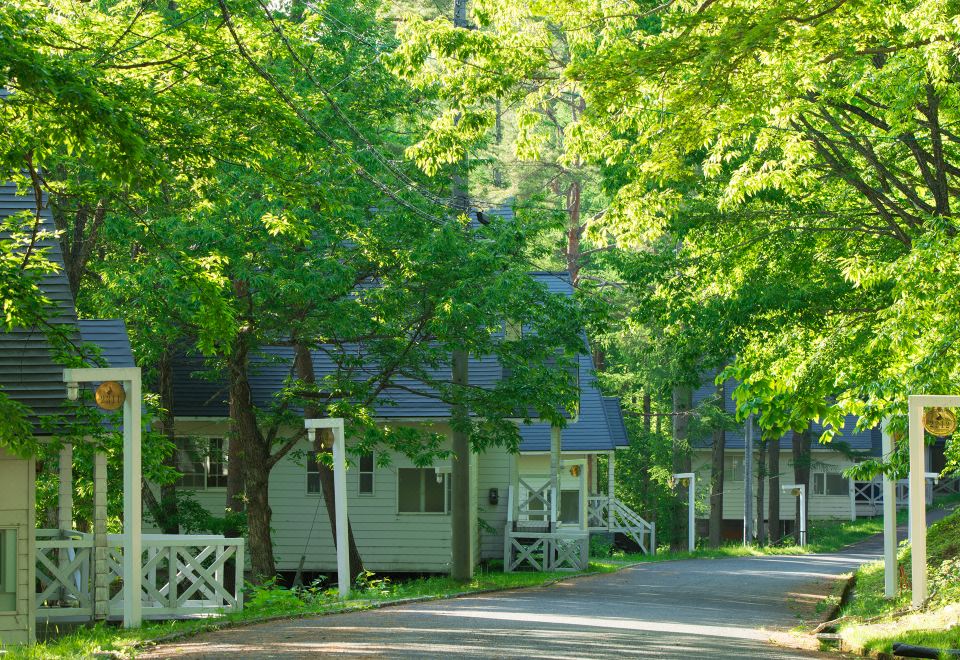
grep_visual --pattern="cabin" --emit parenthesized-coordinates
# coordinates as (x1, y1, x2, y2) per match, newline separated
(0, 182, 244, 644)
(166, 273, 651, 575)
(690, 378, 959, 541)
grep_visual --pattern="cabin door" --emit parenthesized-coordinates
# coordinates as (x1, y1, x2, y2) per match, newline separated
(558, 459, 587, 528)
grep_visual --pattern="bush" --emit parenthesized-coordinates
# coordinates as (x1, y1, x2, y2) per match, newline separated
(590, 534, 614, 557)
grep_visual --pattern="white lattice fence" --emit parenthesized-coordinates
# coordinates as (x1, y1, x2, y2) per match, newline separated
(36, 530, 93, 618)
(587, 496, 608, 529)
(104, 534, 244, 618)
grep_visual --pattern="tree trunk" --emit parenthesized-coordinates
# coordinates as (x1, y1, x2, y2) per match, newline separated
(566, 180, 583, 286)
(792, 425, 812, 543)
(768, 437, 780, 544)
(154, 349, 180, 534)
(756, 441, 767, 545)
(671, 385, 692, 551)
(293, 343, 365, 581)
(227, 334, 275, 582)
(708, 380, 726, 548)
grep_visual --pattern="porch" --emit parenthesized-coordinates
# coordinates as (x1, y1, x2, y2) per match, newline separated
(504, 438, 654, 572)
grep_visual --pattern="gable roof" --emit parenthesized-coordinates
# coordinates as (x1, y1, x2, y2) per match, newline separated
(0, 182, 78, 426)
(78, 319, 136, 368)
(602, 397, 630, 448)
(169, 269, 626, 452)
(0, 183, 137, 432)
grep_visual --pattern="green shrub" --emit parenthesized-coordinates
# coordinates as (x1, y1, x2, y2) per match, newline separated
(590, 534, 614, 557)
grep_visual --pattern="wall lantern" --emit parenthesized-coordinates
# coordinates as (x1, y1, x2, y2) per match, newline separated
(569, 465, 581, 478)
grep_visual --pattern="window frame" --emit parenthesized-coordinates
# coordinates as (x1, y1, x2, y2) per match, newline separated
(358, 452, 375, 496)
(0, 527, 17, 613)
(396, 467, 451, 515)
(175, 436, 228, 491)
(812, 468, 850, 496)
(724, 456, 745, 482)
(306, 450, 324, 496)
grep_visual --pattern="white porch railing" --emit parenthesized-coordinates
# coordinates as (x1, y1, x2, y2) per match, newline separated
(36, 529, 93, 618)
(852, 476, 960, 516)
(588, 496, 656, 555)
(36, 531, 244, 621)
(504, 485, 589, 572)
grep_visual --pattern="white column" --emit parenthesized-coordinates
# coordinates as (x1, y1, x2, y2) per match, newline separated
(688, 478, 695, 552)
(123, 373, 143, 627)
(332, 424, 349, 599)
(58, 443, 73, 531)
(94, 450, 109, 621)
(550, 425, 561, 528)
(607, 451, 615, 530)
(881, 418, 897, 599)
(908, 397, 927, 607)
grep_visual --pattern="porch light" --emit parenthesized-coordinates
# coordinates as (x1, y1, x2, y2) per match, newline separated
(569, 465, 581, 477)
(781, 484, 806, 547)
(66, 381, 79, 401)
(435, 464, 452, 484)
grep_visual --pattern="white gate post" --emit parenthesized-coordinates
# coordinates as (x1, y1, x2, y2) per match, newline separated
(881, 418, 897, 599)
(907, 396, 928, 607)
(64, 367, 142, 628)
(305, 418, 349, 598)
(123, 371, 142, 627)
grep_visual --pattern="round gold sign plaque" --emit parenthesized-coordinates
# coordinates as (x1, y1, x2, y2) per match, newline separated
(923, 406, 957, 437)
(95, 381, 126, 411)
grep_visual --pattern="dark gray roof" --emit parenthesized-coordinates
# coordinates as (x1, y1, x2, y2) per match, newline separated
(78, 319, 135, 368)
(0, 182, 78, 426)
(0, 184, 137, 434)
(691, 376, 879, 455)
(172, 346, 503, 419)
(170, 269, 624, 452)
(602, 397, 629, 448)
(516, 352, 620, 452)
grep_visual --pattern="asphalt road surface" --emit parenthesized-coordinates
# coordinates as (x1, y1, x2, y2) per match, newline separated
(142, 539, 890, 659)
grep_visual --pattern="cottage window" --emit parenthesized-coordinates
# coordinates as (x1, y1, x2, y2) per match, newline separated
(359, 452, 374, 495)
(724, 456, 745, 481)
(306, 451, 323, 495)
(813, 469, 849, 496)
(0, 528, 16, 612)
(397, 468, 449, 513)
(175, 437, 228, 489)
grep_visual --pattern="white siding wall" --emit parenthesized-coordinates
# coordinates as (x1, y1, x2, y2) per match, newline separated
(0, 445, 35, 644)
(170, 420, 499, 573)
(477, 448, 511, 560)
(692, 449, 856, 521)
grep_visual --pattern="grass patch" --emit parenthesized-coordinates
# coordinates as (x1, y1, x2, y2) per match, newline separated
(9, 562, 617, 659)
(835, 506, 960, 656)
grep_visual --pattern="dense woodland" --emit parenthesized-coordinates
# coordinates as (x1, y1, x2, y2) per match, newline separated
(2, 0, 959, 573)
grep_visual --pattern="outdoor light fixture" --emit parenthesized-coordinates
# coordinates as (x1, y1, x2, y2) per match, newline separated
(434, 464, 452, 484)
(488, 488, 499, 505)
(781, 484, 806, 547)
(66, 381, 79, 401)
(672, 472, 696, 552)
(569, 465, 581, 477)
(304, 418, 348, 598)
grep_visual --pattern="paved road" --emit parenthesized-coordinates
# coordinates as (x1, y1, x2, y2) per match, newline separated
(142, 540, 891, 659)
